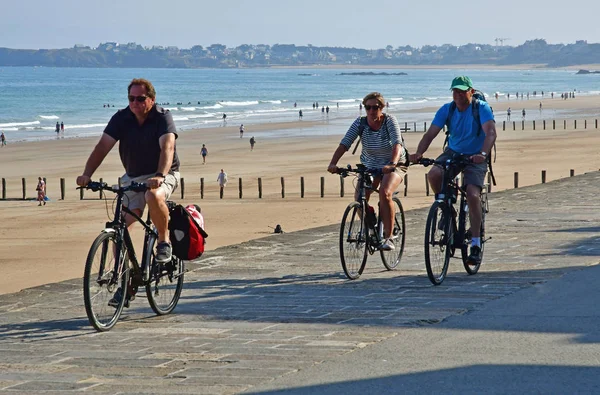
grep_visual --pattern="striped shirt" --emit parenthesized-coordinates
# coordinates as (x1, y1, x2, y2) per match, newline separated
(340, 114, 406, 170)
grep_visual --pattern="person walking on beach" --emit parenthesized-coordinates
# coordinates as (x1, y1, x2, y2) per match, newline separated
(222, 113, 227, 125)
(539, 102, 543, 113)
(36, 177, 46, 206)
(507, 107, 511, 121)
(409, 76, 496, 266)
(327, 92, 408, 251)
(249, 136, 256, 151)
(200, 144, 208, 164)
(217, 169, 228, 188)
(299, 109, 303, 119)
(60, 121, 64, 134)
(1, 132, 6, 147)
(55, 122, 60, 135)
(239, 124, 244, 138)
(76, 78, 180, 305)
(522, 108, 526, 120)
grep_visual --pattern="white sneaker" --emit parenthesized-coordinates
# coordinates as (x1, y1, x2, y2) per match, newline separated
(380, 238, 395, 251)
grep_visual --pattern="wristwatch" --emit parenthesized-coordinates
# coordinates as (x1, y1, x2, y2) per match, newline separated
(154, 172, 166, 178)
(479, 151, 487, 157)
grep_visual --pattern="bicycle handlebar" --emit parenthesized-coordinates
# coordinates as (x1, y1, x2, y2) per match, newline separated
(414, 155, 472, 168)
(335, 165, 383, 178)
(78, 181, 148, 194)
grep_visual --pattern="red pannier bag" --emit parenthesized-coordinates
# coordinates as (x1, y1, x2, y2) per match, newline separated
(169, 204, 208, 260)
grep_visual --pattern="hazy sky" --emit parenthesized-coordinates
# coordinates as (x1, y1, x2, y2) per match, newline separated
(2, 0, 598, 49)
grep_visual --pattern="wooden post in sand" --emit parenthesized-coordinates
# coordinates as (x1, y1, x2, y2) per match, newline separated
(200, 178, 204, 199)
(596, 119, 598, 129)
(281, 177, 285, 198)
(180, 178, 185, 199)
(340, 176, 344, 197)
(403, 174, 408, 197)
(239, 178, 243, 199)
(564, 120, 567, 129)
(258, 178, 262, 199)
(320, 177, 325, 198)
(543, 120, 546, 130)
(570, 169, 575, 177)
(22, 178, 26, 200)
(513, 121, 516, 131)
(533, 120, 535, 130)
(425, 173, 429, 196)
(99, 178, 103, 199)
(1, 178, 5, 200)
(502, 121, 505, 131)
(514, 172, 519, 188)
(424, 122, 427, 132)
(574, 120, 577, 129)
(585, 120, 587, 129)
(300, 177, 305, 198)
(542, 170, 546, 184)
(553, 120, 556, 130)
(413, 122, 417, 132)
(522, 121, 524, 130)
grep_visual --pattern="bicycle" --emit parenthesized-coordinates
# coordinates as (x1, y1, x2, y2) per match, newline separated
(415, 155, 490, 285)
(81, 181, 185, 331)
(336, 164, 406, 280)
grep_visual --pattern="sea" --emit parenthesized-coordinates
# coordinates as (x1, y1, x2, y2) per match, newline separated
(1, 66, 598, 142)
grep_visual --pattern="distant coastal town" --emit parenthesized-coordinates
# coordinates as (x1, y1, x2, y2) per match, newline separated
(1, 39, 599, 68)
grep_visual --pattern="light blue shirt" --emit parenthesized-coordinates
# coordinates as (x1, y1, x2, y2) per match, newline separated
(432, 100, 494, 155)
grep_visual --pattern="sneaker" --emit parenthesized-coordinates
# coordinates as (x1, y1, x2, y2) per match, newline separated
(155, 241, 172, 264)
(467, 245, 482, 266)
(108, 287, 130, 308)
(380, 238, 395, 251)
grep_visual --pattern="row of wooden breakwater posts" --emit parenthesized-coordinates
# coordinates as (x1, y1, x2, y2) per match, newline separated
(392, 119, 600, 133)
(0, 169, 584, 201)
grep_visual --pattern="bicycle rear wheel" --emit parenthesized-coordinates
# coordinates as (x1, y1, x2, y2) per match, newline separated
(380, 197, 406, 270)
(83, 231, 129, 332)
(339, 201, 368, 280)
(145, 235, 185, 315)
(424, 201, 452, 285)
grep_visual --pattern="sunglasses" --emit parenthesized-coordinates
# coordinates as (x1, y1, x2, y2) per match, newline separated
(128, 95, 149, 103)
(364, 104, 380, 111)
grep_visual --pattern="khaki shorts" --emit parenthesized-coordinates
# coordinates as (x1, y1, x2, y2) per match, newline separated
(435, 149, 487, 188)
(120, 172, 180, 213)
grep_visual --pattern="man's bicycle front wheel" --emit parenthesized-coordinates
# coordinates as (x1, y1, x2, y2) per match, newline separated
(83, 231, 130, 332)
(380, 197, 406, 270)
(339, 201, 368, 280)
(424, 201, 452, 285)
(145, 235, 185, 315)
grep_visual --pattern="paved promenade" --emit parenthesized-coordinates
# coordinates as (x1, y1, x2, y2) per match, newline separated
(1, 173, 600, 394)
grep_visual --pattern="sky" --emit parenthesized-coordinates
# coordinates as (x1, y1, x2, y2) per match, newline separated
(2, 0, 599, 50)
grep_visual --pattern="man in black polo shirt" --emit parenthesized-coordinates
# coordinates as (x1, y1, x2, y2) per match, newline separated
(77, 78, 180, 265)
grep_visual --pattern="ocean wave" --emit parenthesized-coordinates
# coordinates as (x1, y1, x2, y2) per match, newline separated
(187, 114, 215, 119)
(180, 107, 196, 111)
(172, 116, 190, 121)
(0, 120, 40, 128)
(199, 103, 223, 109)
(39, 115, 60, 120)
(335, 99, 360, 103)
(260, 100, 282, 104)
(164, 107, 179, 111)
(219, 100, 259, 106)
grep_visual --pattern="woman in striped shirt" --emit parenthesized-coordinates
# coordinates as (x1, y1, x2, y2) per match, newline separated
(327, 92, 406, 251)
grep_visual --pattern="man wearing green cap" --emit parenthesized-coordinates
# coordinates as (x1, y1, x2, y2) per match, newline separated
(410, 76, 497, 266)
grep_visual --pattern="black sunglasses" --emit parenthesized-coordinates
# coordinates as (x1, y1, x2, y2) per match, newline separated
(364, 104, 380, 111)
(128, 95, 149, 103)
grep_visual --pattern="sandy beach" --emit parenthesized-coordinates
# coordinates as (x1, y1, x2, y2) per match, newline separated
(1, 93, 600, 295)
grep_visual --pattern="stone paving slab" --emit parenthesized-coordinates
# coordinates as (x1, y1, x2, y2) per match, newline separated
(1, 173, 600, 393)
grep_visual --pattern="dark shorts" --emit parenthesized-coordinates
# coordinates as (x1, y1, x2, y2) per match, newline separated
(435, 149, 487, 188)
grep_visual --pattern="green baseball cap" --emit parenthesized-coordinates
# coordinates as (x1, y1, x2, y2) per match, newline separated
(450, 76, 474, 91)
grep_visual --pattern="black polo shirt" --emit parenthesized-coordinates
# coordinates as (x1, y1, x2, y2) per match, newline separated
(104, 105, 180, 177)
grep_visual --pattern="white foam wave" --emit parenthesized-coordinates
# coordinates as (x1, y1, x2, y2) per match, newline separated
(335, 99, 360, 103)
(180, 107, 196, 111)
(187, 114, 215, 119)
(173, 116, 190, 121)
(219, 100, 259, 106)
(0, 121, 40, 128)
(39, 115, 60, 120)
(63, 123, 106, 129)
(200, 103, 223, 109)
(164, 107, 179, 111)
(260, 100, 282, 104)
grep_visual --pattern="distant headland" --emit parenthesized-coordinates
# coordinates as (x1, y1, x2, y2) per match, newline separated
(0, 39, 598, 68)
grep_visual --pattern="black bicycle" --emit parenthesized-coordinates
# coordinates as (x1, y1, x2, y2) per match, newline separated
(416, 155, 490, 285)
(336, 164, 406, 280)
(81, 181, 185, 331)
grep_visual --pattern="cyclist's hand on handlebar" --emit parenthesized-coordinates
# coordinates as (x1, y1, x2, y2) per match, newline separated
(327, 163, 338, 174)
(76, 175, 91, 187)
(382, 164, 396, 174)
(469, 154, 486, 164)
(409, 153, 423, 163)
(147, 176, 164, 189)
